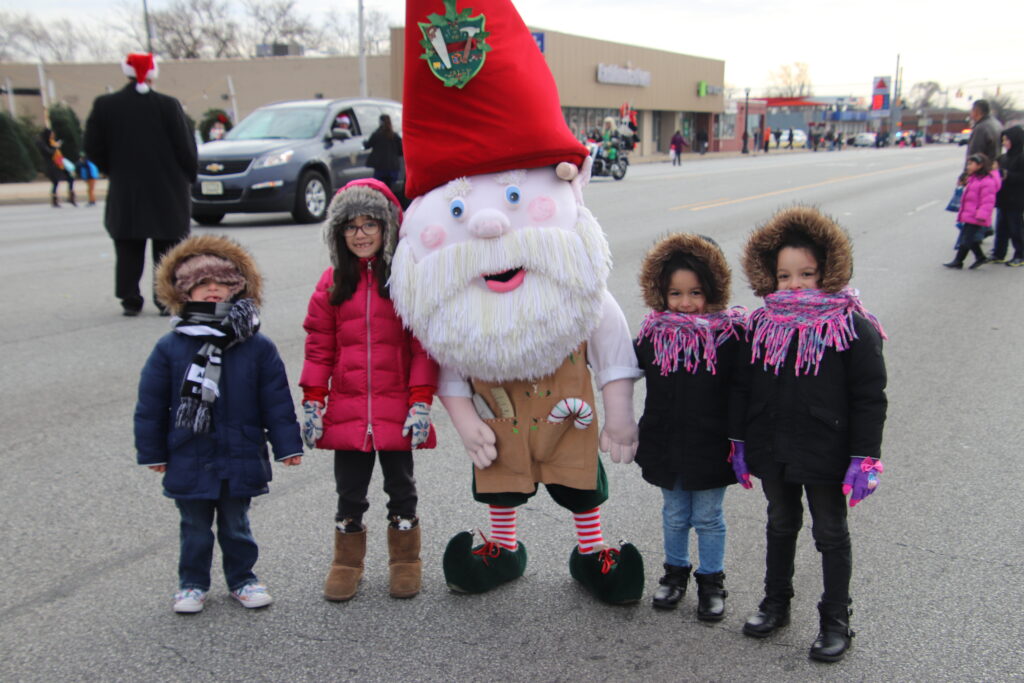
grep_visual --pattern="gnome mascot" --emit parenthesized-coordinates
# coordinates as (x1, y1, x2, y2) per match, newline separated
(390, 0, 645, 604)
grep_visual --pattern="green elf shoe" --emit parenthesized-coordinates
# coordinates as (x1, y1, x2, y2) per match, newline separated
(569, 542, 645, 605)
(443, 530, 528, 594)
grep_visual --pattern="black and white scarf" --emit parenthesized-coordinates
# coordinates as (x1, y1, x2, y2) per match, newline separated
(173, 299, 260, 433)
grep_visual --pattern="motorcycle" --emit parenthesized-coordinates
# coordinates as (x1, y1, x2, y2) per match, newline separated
(586, 136, 629, 181)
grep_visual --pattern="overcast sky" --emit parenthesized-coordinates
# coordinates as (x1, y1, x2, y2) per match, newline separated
(15, 0, 1024, 106)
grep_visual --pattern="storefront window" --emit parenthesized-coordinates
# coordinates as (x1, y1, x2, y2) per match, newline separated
(563, 106, 621, 141)
(716, 113, 736, 140)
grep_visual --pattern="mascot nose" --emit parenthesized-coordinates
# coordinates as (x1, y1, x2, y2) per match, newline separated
(467, 208, 510, 239)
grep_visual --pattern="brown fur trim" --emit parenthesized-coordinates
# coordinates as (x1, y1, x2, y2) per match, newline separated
(638, 233, 732, 312)
(740, 206, 853, 297)
(155, 234, 263, 315)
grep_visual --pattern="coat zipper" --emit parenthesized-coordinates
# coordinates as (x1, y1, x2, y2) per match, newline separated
(363, 259, 376, 451)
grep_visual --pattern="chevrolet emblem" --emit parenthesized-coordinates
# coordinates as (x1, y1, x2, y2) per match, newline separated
(205, 163, 224, 172)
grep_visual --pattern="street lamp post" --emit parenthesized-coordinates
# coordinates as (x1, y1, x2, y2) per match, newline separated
(741, 87, 750, 154)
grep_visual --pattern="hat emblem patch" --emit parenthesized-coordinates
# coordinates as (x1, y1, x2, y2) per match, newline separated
(418, 0, 490, 89)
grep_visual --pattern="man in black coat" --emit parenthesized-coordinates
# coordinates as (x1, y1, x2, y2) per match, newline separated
(84, 53, 197, 316)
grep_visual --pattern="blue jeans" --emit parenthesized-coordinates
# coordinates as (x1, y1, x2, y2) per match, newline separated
(175, 482, 258, 591)
(661, 480, 727, 574)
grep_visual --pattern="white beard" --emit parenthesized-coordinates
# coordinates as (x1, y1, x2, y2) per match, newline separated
(390, 206, 611, 382)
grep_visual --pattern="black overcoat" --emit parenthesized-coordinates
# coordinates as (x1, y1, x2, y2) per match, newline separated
(84, 83, 197, 241)
(634, 330, 744, 491)
(735, 314, 887, 485)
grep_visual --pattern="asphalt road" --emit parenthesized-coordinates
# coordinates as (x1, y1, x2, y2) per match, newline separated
(2, 144, 1022, 682)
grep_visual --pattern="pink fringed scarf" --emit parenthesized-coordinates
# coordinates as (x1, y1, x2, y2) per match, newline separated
(638, 307, 747, 376)
(748, 287, 887, 376)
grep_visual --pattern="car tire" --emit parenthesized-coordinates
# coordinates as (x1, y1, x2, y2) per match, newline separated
(293, 170, 329, 224)
(192, 212, 224, 226)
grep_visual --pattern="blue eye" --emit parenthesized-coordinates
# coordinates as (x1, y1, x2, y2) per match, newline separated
(505, 186, 521, 204)
(449, 198, 465, 218)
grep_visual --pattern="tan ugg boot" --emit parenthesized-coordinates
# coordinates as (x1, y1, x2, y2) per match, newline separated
(323, 526, 366, 602)
(388, 523, 422, 599)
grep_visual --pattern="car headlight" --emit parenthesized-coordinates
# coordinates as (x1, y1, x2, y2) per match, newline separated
(253, 150, 294, 169)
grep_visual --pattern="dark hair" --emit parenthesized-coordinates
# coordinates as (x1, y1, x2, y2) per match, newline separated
(659, 252, 718, 309)
(967, 152, 993, 176)
(972, 100, 990, 116)
(328, 237, 390, 305)
(379, 114, 394, 138)
(39, 127, 53, 143)
(768, 232, 827, 285)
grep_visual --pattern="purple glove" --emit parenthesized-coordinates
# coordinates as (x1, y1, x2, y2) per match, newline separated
(842, 457, 883, 507)
(728, 440, 753, 489)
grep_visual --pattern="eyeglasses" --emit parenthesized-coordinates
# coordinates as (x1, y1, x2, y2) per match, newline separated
(343, 220, 382, 237)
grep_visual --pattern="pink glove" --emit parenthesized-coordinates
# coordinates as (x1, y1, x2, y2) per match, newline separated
(439, 395, 497, 470)
(727, 440, 753, 489)
(842, 457, 883, 507)
(599, 378, 639, 464)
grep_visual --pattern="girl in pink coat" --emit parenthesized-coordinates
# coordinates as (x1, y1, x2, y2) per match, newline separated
(300, 178, 439, 602)
(945, 153, 1003, 269)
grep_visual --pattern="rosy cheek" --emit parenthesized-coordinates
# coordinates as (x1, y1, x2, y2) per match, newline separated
(420, 224, 446, 250)
(528, 196, 556, 223)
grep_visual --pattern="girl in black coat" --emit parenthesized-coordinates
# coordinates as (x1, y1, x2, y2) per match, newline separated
(734, 207, 887, 663)
(634, 233, 747, 621)
(35, 128, 76, 207)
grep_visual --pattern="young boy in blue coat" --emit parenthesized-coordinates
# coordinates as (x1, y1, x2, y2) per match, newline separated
(135, 234, 303, 614)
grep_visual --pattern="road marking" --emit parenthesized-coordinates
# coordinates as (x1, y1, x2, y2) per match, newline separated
(685, 159, 951, 211)
(908, 200, 940, 215)
(669, 198, 729, 211)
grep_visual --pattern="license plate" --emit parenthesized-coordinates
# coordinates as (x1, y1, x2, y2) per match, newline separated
(201, 181, 223, 195)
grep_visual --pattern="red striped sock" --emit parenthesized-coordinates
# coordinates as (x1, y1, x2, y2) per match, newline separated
(573, 507, 604, 554)
(489, 505, 518, 550)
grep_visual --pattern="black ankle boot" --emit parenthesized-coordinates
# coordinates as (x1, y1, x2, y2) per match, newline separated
(809, 601, 854, 663)
(742, 599, 790, 638)
(651, 564, 691, 610)
(67, 191, 77, 207)
(694, 571, 727, 621)
(51, 194, 60, 208)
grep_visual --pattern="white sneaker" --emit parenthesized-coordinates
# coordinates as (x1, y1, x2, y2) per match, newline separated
(230, 582, 273, 609)
(173, 588, 208, 614)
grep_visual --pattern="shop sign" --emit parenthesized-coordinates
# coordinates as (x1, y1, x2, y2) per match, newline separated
(697, 81, 724, 96)
(596, 63, 651, 87)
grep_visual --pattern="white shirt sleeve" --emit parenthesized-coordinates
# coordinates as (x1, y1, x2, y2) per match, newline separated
(588, 290, 643, 389)
(437, 365, 473, 398)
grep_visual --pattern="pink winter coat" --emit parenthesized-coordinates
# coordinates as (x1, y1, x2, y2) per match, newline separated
(300, 264, 438, 452)
(958, 171, 1002, 227)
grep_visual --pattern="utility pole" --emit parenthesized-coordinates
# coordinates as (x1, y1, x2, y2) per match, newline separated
(226, 75, 239, 122)
(741, 87, 750, 154)
(358, 0, 368, 97)
(888, 54, 900, 146)
(142, 0, 153, 53)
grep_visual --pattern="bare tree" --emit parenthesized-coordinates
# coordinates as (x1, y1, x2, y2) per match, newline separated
(242, 0, 322, 54)
(909, 81, 942, 110)
(0, 11, 31, 61)
(983, 91, 1020, 124)
(320, 8, 393, 56)
(767, 62, 813, 98)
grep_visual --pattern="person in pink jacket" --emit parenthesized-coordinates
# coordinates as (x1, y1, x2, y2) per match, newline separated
(945, 153, 1003, 269)
(300, 178, 439, 602)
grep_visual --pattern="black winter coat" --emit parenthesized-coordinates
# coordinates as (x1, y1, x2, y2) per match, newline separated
(735, 314, 887, 485)
(364, 128, 402, 173)
(84, 83, 197, 241)
(634, 331, 744, 490)
(996, 155, 1024, 211)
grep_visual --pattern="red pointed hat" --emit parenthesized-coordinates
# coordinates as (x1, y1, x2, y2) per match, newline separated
(403, 0, 588, 199)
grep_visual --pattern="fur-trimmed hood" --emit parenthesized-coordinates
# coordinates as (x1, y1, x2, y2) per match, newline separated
(639, 233, 732, 312)
(741, 206, 852, 297)
(155, 234, 263, 314)
(323, 179, 402, 268)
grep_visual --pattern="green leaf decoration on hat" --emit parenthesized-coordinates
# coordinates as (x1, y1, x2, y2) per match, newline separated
(418, 0, 490, 89)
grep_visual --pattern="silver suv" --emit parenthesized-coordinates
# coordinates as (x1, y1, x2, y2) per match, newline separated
(191, 97, 402, 224)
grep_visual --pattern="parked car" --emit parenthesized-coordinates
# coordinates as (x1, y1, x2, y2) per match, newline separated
(954, 130, 971, 146)
(782, 129, 807, 148)
(191, 97, 403, 225)
(853, 132, 877, 147)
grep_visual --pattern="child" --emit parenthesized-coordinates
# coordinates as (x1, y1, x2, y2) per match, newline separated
(77, 151, 100, 206)
(634, 234, 748, 621)
(945, 153, 1002, 269)
(135, 234, 303, 614)
(734, 207, 887, 663)
(300, 178, 439, 602)
(990, 126, 1024, 266)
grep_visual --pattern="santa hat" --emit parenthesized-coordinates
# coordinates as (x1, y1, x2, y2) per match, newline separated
(122, 53, 159, 94)
(402, 0, 587, 199)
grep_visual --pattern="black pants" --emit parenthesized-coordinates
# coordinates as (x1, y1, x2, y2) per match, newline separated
(760, 477, 851, 610)
(334, 450, 416, 524)
(992, 208, 1024, 260)
(113, 238, 178, 310)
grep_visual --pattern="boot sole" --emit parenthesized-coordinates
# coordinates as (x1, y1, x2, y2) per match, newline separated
(651, 600, 681, 610)
(742, 619, 789, 638)
(697, 611, 726, 622)
(809, 645, 850, 663)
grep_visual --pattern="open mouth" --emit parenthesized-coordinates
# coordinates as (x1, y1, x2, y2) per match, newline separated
(482, 267, 526, 293)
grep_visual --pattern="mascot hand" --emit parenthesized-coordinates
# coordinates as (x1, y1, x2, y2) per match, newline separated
(599, 379, 639, 464)
(440, 395, 498, 469)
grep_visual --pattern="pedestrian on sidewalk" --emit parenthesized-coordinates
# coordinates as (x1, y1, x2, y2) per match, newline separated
(84, 52, 197, 317)
(670, 130, 687, 166)
(77, 151, 100, 206)
(735, 207, 888, 663)
(134, 234, 303, 614)
(299, 179, 439, 603)
(945, 153, 1001, 269)
(990, 126, 1024, 266)
(35, 128, 76, 207)
(634, 233, 749, 621)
